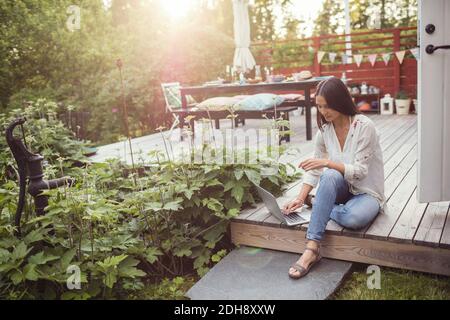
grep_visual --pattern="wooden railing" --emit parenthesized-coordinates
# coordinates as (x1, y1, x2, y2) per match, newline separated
(252, 26, 418, 97)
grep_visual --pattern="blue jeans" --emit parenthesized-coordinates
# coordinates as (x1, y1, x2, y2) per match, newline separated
(306, 169, 380, 242)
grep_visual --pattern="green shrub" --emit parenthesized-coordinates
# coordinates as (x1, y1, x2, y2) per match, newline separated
(0, 106, 300, 299)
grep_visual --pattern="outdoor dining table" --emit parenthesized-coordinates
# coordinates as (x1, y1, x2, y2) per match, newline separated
(179, 76, 330, 141)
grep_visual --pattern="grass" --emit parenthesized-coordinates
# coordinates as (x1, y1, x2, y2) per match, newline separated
(331, 264, 450, 300)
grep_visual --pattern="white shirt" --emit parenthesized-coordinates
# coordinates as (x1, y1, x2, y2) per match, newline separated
(303, 114, 386, 210)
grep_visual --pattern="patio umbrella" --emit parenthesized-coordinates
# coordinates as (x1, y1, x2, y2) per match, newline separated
(232, 0, 256, 73)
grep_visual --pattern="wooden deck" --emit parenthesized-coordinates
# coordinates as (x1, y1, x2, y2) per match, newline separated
(231, 114, 450, 276)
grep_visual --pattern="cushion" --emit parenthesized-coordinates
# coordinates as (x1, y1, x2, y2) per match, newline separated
(232, 95, 250, 100)
(280, 93, 304, 101)
(197, 97, 241, 111)
(233, 93, 285, 111)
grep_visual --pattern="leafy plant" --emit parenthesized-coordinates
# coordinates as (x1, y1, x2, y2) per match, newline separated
(395, 90, 409, 100)
(0, 104, 300, 299)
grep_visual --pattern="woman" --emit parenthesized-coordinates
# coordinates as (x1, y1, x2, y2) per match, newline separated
(283, 77, 385, 279)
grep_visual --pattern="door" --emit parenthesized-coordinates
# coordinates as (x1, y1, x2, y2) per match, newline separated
(418, 0, 450, 202)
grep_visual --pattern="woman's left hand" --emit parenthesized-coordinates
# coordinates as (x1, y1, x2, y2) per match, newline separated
(299, 158, 329, 171)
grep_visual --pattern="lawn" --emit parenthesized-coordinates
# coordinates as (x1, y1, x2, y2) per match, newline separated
(332, 264, 450, 300)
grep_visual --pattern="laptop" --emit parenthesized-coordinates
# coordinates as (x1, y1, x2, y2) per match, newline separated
(255, 185, 311, 226)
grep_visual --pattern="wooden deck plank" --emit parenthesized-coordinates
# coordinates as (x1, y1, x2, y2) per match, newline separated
(383, 135, 417, 179)
(379, 120, 416, 158)
(364, 162, 418, 240)
(231, 222, 450, 276)
(414, 201, 450, 247)
(378, 116, 416, 147)
(440, 211, 450, 249)
(389, 189, 428, 243)
(382, 125, 417, 167)
(383, 145, 417, 200)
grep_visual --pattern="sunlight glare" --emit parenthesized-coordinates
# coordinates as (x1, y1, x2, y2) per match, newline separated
(160, 0, 197, 20)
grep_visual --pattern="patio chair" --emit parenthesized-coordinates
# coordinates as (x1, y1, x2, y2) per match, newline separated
(161, 82, 245, 138)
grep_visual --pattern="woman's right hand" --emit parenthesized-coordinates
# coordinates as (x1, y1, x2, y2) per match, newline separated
(282, 197, 304, 215)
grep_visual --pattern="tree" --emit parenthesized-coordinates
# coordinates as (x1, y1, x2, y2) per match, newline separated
(313, 0, 343, 36)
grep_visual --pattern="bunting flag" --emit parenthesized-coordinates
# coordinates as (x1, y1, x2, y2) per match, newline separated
(354, 54, 363, 67)
(395, 50, 406, 64)
(315, 49, 415, 66)
(328, 52, 337, 63)
(382, 53, 391, 66)
(341, 53, 347, 64)
(317, 51, 326, 64)
(410, 47, 419, 60)
(368, 54, 377, 67)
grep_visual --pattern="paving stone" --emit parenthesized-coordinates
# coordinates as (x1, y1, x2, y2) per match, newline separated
(186, 246, 352, 300)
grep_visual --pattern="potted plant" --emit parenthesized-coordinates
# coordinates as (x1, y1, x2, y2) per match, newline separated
(395, 90, 411, 115)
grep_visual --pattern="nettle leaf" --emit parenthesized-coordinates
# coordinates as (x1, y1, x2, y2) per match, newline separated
(145, 247, 163, 264)
(205, 179, 222, 188)
(223, 180, 235, 192)
(60, 248, 77, 270)
(234, 169, 244, 180)
(244, 169, 262, 186)
(0, 237, 17, 249)
(161, 239, 172, 251)
(97, 254, 128, 269)
(10, 270, 24, 285)
(184, 189, 194, 200)
(11, 243, 32, 261)
(29, 252, 59, 265)
(203, 198, 223, 213)
(118, 257, 146, 278)
(163, 200, 183, 211)
(145, 202, 163, 212)
(104, 272, 118, 289)
(267, 174, 280, 186)
(0, 248, 10, 264)
(23, 228, 47, 245)
(174, 247, 192, 258)
(227, 208, 240, 218)
(231, 184, 244, 203)
(23, 263, 39, 281)
(193, 250, 211, 270)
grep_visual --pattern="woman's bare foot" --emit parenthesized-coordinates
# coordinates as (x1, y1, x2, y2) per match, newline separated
(288, 240, 320, 278)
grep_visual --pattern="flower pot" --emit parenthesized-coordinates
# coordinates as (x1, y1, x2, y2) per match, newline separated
(395, 98, 411, 115)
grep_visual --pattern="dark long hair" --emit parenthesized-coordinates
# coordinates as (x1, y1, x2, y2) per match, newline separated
(315, 77, 359, 131)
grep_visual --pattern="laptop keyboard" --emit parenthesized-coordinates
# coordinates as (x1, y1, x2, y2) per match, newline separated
(285, 212, 305, 223)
